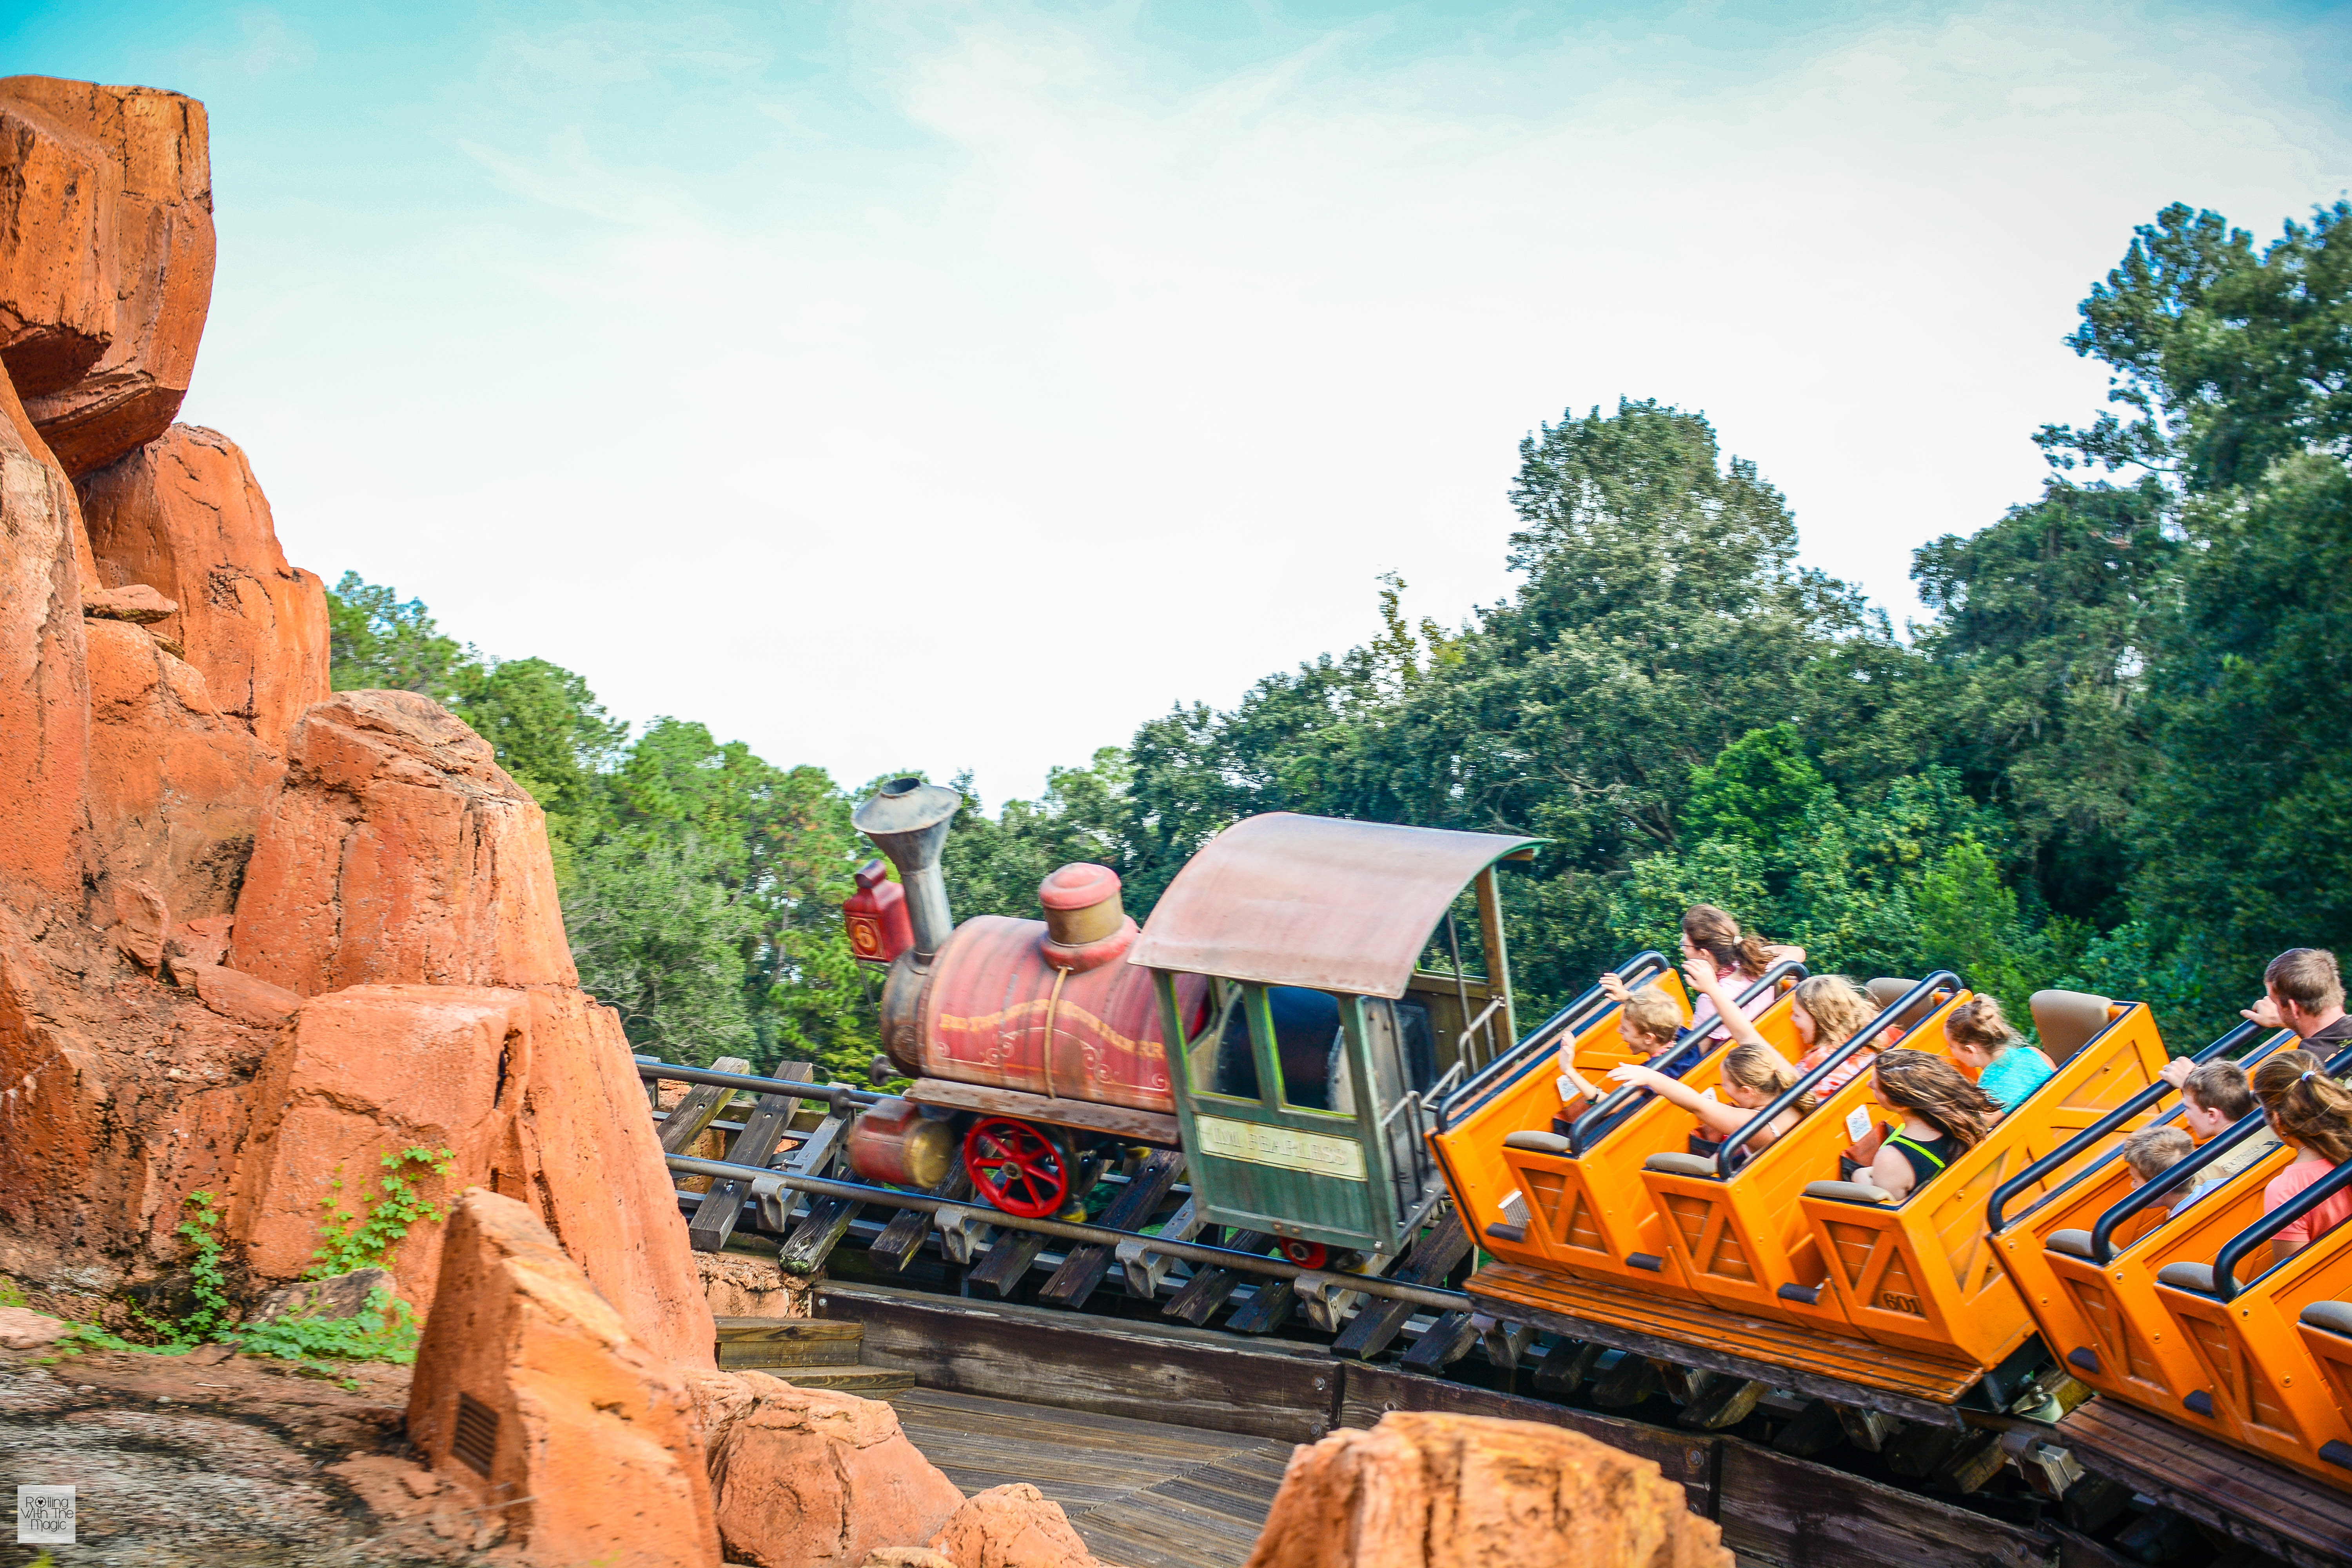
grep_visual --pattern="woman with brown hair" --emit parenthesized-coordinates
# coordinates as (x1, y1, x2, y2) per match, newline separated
(1684, 961, 1877, 1091)
(1866, 1048, 1999, 1201)
(2250, 1051, 2352, 1265)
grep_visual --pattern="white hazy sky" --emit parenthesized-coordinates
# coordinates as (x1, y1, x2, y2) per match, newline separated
(15, 0, 2352, 804)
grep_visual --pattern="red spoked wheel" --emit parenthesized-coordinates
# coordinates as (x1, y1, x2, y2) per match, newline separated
(1277, 1238, 1329, 1269)
(963, 1117, 1071, 1220)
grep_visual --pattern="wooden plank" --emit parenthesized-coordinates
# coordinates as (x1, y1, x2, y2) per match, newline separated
(658, 1055, 754, 1154)
(1468, 1261, 1977, 1426)
(1164, 1230, 1272, 1325)
(1338, 1360, 1718, 1516)
(1038, 1150, 1187, 1310)
(968, 1227, 1054, 1296)
(1330, 1213, 1473, 1359)
(711, 1317, 861, 1367)
(777, 1192, 863, 1273)
(817, 1280, 1339, 1443)
(686, 1062, 813, 1253)
(907, 1077, 1181, 1144)
(868, 1160, 971, 1272)
(1225, 1278, 1297, 1334)
(2056, 1396, 2352, 1568)
(1122, 1195, 1202, 1299)
(1398, 1310, 1477, 1373)
(1714, 1437, 2053, 1568)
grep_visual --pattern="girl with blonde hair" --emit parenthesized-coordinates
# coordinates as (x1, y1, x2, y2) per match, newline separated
(2250, 1051, 2352, 1265)
(1606, 1042, 1818, 1161)
(1684, 961, 1877, 1092)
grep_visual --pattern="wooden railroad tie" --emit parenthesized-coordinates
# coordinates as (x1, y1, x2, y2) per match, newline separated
(1162, 1230, 1273, 1325)
(1036, 1150, 1187, 1311)
(686, 1061, 813, 1254)
(1329, 1212, 1472, 1361)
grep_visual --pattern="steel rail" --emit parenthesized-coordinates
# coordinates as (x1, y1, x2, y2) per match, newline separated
(664, 1151, 1473, 1314)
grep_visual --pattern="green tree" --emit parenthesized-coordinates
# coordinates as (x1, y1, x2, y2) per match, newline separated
(325, 574, 474, 699)
(1681, 724, 1825, 852)
(451, 657, 628, 838)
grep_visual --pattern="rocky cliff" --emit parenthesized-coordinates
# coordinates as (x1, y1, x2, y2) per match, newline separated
(0, 71, 711, 1371)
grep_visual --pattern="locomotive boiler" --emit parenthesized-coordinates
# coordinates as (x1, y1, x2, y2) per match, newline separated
(839, 774, 1539, 1263)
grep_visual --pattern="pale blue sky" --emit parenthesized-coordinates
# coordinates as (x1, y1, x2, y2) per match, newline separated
(9, 2, 2350, 802)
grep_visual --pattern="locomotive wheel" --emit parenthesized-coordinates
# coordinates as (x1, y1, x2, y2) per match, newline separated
(963, 1117, 1071, 1220)
(1277, 1238, 1329, 1269)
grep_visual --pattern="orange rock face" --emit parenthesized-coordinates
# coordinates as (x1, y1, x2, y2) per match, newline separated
(79, 425, 329, 753)
(407, 1190, 721, 1568)
(929, 1484, 1098, 1568)
(228, 981, 715, 1368)
(1244, 1411, 1730, 1568)
(0, 77, 214, 475)
(693, 1369, 967, 1568)
(84, 616, 283, 923)
(0, 96, 112, 395)
(0, 363, 91, 897)
(229, 690, 579, 997)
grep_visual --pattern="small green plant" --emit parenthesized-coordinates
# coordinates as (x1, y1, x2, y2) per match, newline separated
(0, 1275, 26, 1308)
(230, 1285, 422, 1370)
(307, 1146, 457, 1279)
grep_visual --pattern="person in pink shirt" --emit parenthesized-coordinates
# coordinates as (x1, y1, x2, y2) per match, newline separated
(1600, 905, 1803, 1040)
(2249, 1049, 2352, 1268)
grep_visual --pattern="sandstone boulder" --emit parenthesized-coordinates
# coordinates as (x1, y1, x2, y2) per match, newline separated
(0, 78, 214, 475)
(78, 425, 328, 751)
(85, 616, 282, 923)
(227, 982, 714, 1367)
(694, 1370, 966, 1568)
(0, 94, 112, 396)
(697, 1250, 812, 1319)
(0, 1306, 70, 1349)
(864, 1552, 956, 1568)
(1243, 1411, 1730, 1568)
(249, 1265, 393, 1323)
(229, 690, 577, 996)
(929, 1484, 1097, 1568)
(0, 363, 91, 896)
(181, 962, 301, 1029)
(407, 1190, 720, 1568)
(81, 581, 174, 622)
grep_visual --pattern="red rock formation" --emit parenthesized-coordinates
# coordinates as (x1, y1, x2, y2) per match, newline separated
(929, 1485, 1099, 1568)
(0, 96, 112, 395)
(0, 78, 214, 475)
(0, 363, 91, 897)
(79, 424, 329, 753)
(689, 1368, 967, 1568)
(85, 616, 283, 924)
(229, 690, 579, 997)
(230, 982, 715, 1368)
(1244, 1411, 1731, 1568)
(407, 1190, 721, 1568)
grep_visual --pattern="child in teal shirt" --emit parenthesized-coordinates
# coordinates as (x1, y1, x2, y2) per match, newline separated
(1945, 997, 2055, 1113)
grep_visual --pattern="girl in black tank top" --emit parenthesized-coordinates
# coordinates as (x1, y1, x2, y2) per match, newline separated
(1867, 1050, 1998, 1202)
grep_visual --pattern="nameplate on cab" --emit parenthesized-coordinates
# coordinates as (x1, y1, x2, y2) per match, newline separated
(1194, 1116, 1367, 1180)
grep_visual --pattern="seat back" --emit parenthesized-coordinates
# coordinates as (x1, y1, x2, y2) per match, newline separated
(1640, 979, 1963, 1332)
(2154, 1173, 2352, 1483)
(2031, 988, 2114, 1064)
(1804, 1000, 2167, 1364)
(1429, 963, 1693, 1281)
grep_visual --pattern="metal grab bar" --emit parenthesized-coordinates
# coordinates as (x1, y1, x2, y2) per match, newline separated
(1985, 1017, 2274, 1234)
(663, 1151, 1473, 1312)
(2210, 1154, 2352, 1300)
(1569, 958, 1808, 1157)
(1711, 971, 1959, 1178)
(1435, 950, 1670, 1131)
(1985, 1029, 2296, 1241)
(2086, 1039, 2352, 1263)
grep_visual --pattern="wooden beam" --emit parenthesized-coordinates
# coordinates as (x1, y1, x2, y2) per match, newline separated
(817, 1279, 1341, 1443)
(658, 1055, 753, 1155)
(777, 1192, 864, 1274)
(1398, 1310, 1478, 1373)
(968, 1228, 1053, 1296)
(1036, 1150, 1186, 1310)
(686, 1062, 813, 1254)
(1329, 1213, 1472, 1361)
(1162, 1230, 1272, 1325)
(1714, 1437, 2053, 1568)
(868, 1160, 971, 1272)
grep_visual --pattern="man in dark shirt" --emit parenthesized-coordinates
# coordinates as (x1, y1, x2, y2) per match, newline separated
(2240, 947, 2352, 1054)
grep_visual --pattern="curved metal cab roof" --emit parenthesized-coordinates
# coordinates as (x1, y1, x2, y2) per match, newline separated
(1128, 812, 1539, 998)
